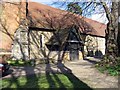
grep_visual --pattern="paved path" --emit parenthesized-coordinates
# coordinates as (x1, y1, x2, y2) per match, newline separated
(65, 59, 118, 88)
(2, 57, 118, 88)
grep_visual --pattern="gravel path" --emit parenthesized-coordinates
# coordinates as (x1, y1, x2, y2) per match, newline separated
(2, 57, 118, 88)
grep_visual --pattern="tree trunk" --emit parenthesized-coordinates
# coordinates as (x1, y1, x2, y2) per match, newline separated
(102, 2, 119, 59)
(118, 1, 120, 56)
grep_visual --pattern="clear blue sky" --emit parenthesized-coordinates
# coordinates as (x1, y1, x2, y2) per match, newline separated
(31, 0, 55, 4)
(31, 0, 68, 10)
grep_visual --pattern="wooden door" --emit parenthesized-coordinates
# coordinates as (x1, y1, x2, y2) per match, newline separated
(70, 44, 79, 61)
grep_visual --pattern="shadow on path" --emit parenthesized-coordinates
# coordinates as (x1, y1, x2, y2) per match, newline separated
(2, 69, 13, 77)
(45, 62, 93, 89)
(57, 62, 93, 89)
(84, 58, 99, 64)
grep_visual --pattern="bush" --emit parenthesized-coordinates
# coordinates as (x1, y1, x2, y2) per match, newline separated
(96, 56, 120, 76)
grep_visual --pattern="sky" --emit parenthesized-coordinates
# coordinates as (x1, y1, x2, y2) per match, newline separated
(31, 0, 108, 24)
(31, 0, 55, 4)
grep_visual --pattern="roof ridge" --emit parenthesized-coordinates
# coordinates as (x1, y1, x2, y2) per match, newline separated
(84, 17, 107, 25)
(29, 1, 66, 12)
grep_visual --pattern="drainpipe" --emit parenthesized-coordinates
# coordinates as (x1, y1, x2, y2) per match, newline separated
(26, 0, 28, 18)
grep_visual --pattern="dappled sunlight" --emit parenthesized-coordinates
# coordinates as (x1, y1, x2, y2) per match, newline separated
(2, 63, 92, 89)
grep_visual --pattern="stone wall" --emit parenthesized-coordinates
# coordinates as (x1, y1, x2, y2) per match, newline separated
(12, 29, 105, 61)
(0, 2, 26, 51)
(29, 30, 83, 61)
(84, 35, 105, 58)
(12, 26, 29, 60)
(29, 30, 53, 60)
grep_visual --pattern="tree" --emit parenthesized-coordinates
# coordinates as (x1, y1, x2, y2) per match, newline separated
(67, 2, 82, 15)
(53, 0, 120, 65)
(100, 1, 119, 65)
(118, 1, 120, 55)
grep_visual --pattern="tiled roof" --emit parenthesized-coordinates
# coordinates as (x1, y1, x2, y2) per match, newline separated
(28, 2, 106, 37)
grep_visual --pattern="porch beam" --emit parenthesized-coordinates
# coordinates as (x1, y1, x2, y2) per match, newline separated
(29, 27, 56, 32)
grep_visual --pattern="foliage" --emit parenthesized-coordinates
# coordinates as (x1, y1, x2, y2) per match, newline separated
(7, 59, 59, 66)
(67, 2, 82, 15)
(96, 56, 120, 76)
(7, 59, 34, 66)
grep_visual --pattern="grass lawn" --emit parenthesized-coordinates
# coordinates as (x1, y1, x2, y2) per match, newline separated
(2, 73, 92, 89)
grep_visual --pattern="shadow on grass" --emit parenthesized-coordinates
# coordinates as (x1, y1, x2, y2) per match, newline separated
(45, 64, 66, 89)
(2, 63, 93, 89)
(57, 62, 93, 89)
(2, 66, 39, 88)
(22, 66, 39, 88)
(45, 63, 93, 89)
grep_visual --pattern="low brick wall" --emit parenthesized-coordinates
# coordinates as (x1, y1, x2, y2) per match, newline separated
(49, 51, 83, 61)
